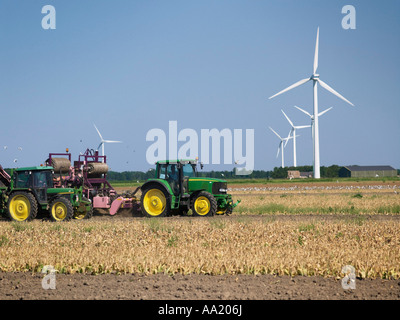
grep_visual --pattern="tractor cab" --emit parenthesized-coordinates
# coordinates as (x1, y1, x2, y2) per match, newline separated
(155, 160, 197, 195)
(139, 159, 240, 217)
(12, 167, 54, 203)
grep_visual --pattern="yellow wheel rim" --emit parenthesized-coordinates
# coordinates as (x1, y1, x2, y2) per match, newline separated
(74, 211, 85, 220)
(143, 189, 166, 216)
(9, 195, 30, 221)
(52, 202, 68, 221)
(194, 196, 211, 215)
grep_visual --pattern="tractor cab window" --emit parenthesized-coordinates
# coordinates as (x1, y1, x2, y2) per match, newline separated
(15, 171, 30, 188)
(32, 171, 53, 188)
(158, 164, 167, 179)
(182, 163, 196, 178)
(167, 164, 179, 181)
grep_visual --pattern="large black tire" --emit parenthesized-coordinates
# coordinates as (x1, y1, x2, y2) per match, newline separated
(191, 191, 217, 217)
(49, 197, 73, 222)
(7, 191, 38, 222)
(140, 186, 171, 218)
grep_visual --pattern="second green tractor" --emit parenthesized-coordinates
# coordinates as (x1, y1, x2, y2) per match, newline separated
(140, 159, 240, 217)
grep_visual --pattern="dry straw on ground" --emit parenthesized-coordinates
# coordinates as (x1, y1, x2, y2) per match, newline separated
(0, 216, 399, 279)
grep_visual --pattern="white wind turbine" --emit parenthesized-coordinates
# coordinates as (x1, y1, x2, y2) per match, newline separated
(269, 27, 354, 178)
(294, 105, 332, 168)
(269, 127, 293, 168)
(294, 105, 332, 142)
(93, 124, 122, 160)
(281, 110, 311, 167)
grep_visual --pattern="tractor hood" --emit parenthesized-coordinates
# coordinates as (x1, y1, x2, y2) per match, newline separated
(187, 177, 228, 194)
(188, 177, 227, 183)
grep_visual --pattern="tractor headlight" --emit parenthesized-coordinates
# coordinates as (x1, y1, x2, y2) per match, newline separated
(219, 188, 227, 193)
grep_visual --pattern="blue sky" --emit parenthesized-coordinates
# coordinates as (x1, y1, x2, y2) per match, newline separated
(0, 0, 399, 172)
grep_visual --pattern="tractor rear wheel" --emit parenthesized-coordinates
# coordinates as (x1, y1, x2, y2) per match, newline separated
(141, 187, 170, 218)
(191, 191, 217, 217)
(7, 192, 38, 222)
(49, 197, 73, 222)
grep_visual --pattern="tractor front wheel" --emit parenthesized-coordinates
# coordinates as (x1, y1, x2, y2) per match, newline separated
(7, 192, 38, 222)
(49, 197, 73, 222)
(191, 191, 217, 217)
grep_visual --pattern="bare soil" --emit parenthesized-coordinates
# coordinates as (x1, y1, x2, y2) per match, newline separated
(1, 272, 399, 300)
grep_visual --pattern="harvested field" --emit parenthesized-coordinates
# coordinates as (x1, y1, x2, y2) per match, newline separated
(0, 180, 399, 300)
(0, 216, 399, 278)
(232, 192, 400, 215)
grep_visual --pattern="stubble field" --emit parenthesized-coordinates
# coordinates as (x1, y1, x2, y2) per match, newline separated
(0, 179, 399, 300)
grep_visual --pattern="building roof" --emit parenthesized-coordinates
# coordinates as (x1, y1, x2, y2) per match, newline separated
(344, 165, 396, 172)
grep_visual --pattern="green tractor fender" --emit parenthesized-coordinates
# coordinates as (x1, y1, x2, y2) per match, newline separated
(140, 179, 177, 207)
(141, 179, 173, 194)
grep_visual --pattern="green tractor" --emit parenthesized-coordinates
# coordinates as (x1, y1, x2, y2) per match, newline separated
(140, 159, 240, 217)
(0, 166, 92, 222)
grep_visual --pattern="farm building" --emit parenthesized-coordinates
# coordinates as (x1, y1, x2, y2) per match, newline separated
(287, 171, 313, 179)
(338, 165, 397, 178)
(287, 171, 301, 179)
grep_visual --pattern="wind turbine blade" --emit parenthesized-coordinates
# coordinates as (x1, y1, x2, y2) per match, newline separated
(284, 130, 293, 147)
(317, 79, 354, 106)
(281, 110, 294, 127)
(313, 27, 319, 74)
(104, 140, 122, 143)
(93, 124, 103, 140)
(284, 138, 290, 148)
(269, 78, 311, 100)
(294, 105, 312, 118)
(269, 127, 282, 140)
(97, 142, 103, 151)
(318, 107, 333, 117)
(295, 125, 311, 129)
(276, 142, 282, 158)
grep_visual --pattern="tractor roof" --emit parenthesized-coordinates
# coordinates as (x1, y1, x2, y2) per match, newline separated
(156, 159, 197, 165)
(15, 166, 54, 171)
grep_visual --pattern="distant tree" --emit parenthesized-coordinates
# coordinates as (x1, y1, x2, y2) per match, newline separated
(325, 165, 340, 178)
(107, 165, 346, 181)
(271, 167, 288, 179)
